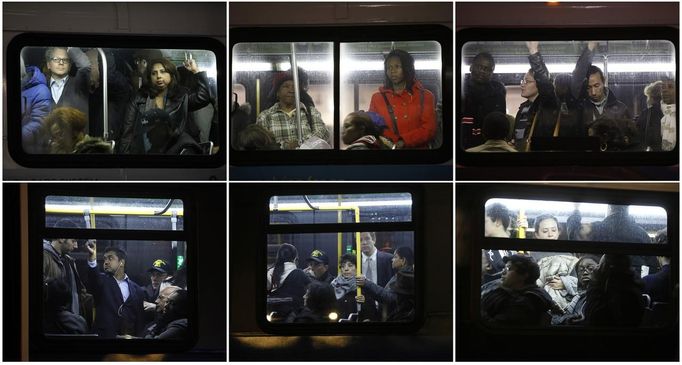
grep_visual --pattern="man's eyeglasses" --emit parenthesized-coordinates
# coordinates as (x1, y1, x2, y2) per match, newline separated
(520, 79, 536, 86)
(50, 57, 71, 64)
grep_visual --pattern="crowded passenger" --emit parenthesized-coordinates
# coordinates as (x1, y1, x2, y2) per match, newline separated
(513, 41, 560, 151)
(21, 57, 52, 153)
(483, 203, 512, 274)
(342, 111, 392, 150)
(360, 232, 395, 288)
(584, 254, 645, 326)
(303, 249, 334, 284)
(144, 289, 188, 339)
(143, 259, 171, 317)
(44, 279, 88, 334)
(385, 270, 415, 322)
(552, 254, 599, 325)
(257, 70, 330, 150)
(289, 281, 338, 323)
(465, 111, 517, 152)
(638, 76, 676, 151)
(42, 107, 89, 154)
(43, 47, 92, 118)
(137, 108, 203, 155)
(369, 49, 436, 149)
(357, 246, 414, 319)
(462, 52, 507, 150)
(84, 242, 146, 338)
(643, 229, 672, 303)
(120, 55, 210, 154)
(141, 285, 181, 337)
(331, 253, 379, 321)
(266, 243, 310, 318)
(481, 254, 556, 326)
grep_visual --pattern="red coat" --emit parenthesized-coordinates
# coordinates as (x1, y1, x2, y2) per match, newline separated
(369, 81, 436, 148)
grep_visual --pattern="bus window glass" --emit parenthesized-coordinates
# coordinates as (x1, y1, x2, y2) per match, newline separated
(20, 46, 218, 155)
(484, 198, 667, 244)
(45, 195, 184, 231)
(340, 41, 443, 150)
(232, 42, 334, 150)
(480, 249, 673, 328)
(41, 238, 188, 338)
(269, 193, 413, 224)
(461, 40, 676, 153)
(266, 231, 415, 324)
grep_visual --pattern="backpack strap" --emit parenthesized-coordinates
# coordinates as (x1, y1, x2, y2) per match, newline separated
(380, 92, 401, 137)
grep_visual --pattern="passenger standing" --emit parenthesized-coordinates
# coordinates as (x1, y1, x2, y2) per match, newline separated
(331, 253, 379, 321)
(571, 42, 632, 127)
(369, 49, 436, 149)
(21, 61, 52, 153)
(639, 76, 676, 151)
(357, 246, 414, 318)
(303, 249, 334, 284)
(120, 56, 210, 154)
(44, 279, 88, 334)
(43, 236, 84, 316)
(461, 52, 507, 150)
(84, 242, 145, 338)
(513, 41, 560, 151)
(43, 47, 92, 118)
(360, 232, 395, 288)
(483, 203, 512, 274)
(266, 243, 310, 317)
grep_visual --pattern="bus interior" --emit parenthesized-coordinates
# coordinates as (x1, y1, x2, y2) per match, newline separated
(456, 183, 678, 361)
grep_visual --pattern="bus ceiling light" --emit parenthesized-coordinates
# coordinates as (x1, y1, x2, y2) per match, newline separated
(269, 199, 412, 210)
(485, 199, 666, 219)
(462, 62, 675, 74)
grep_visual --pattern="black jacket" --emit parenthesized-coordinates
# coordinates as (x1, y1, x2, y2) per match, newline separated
(514, 52, 560, 151)
(120, 71, 211, 154)
(86, 266, 145, 338)
(481, 285, 554, 326)
(462, 75, 507, 149)
(637, 103, 665, 151)
(48, 47, 92, 117)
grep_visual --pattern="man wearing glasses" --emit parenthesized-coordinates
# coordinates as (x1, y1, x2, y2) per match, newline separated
(44, 46, 91, 115)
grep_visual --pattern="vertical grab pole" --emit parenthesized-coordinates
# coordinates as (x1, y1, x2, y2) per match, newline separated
(290, 43, 303, 144)
(96, 48, 109, 140)
(355, 208, 362, 315)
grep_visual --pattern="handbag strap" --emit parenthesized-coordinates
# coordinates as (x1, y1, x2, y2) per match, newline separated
(553, 110, 562, 137)
(381, 92, 401, 137)
(524, 111, 539, 152)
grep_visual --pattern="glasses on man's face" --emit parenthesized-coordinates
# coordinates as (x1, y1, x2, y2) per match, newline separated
(520, 79, 536, 86)
(50, 57, 71, 64)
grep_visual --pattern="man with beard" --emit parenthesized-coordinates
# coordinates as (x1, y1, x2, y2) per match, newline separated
(85, 241, 145, 338)
(462, 52, 507, 150)
(551, 255, 600, 325)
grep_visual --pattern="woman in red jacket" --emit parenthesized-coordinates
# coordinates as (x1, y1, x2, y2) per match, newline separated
(369, 49, 437, 149)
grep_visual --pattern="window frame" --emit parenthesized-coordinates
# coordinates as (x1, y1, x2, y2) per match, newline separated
(29, 184, 198, 354)
(229, 24, 453, 166)
(6, 32, 226, 168)
(257, 184, 425, 334)
(472, 184, 677, 334)
(456, 26, 679, 168)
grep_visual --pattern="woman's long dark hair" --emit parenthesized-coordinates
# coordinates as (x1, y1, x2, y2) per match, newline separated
(270, 243, 298, 290)
(145, 58, 180, 98)
(383, 49, 416, 92)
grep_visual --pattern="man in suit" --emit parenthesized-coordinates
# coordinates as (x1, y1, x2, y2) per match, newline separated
(85, 241, 145, 338)
(360, 232, 395, 288)
(44, 47, 92, 118)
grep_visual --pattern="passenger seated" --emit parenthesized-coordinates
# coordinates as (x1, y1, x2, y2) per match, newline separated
(342, 111, 392, 150)
(144, 289, 188, 339)
(73, 135, 113, 154)
(256, 71, 330, 150)
(237, 124, 280, 151)
(43, 107, 88, 154)
(536, 254, 578, 311)
(481, 254, 557, 326)
(465, 111, 517, 152)
(288, 281, 337, 323)
(552, 254, 599, 325)
(584, 254, 645, 326)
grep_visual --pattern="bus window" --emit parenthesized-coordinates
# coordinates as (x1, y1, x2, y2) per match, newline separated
(266, 231, 415, 324)
(45, 195, 184, 231)
(41, 193, 191, 341)
(231, 42, 334, 150)
(460, 39, 676, 153)
(484, 198, 667, 244)
(340, 41, 443, 150)
(480, 249, 674, 328)
(20, 46, 218, 155)
(269, 192, 413, 224)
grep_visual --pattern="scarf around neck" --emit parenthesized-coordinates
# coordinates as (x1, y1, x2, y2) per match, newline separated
(330, 275, 356, 300)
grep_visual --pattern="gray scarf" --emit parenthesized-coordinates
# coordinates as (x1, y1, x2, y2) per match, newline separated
(330, 275, 356, 300)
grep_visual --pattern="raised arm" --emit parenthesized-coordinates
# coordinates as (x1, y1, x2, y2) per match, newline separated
(571, 41, 598, 100)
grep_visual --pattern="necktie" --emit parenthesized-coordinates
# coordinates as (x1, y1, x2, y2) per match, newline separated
(366, 257, 373, 283)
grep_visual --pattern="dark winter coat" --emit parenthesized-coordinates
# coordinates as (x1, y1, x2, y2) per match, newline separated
(86, 266, 145, 338)
(584, 271, 645, 326)
(21, 65, 52, 153)
(481, 284, 554, 326)
(462, 75, 507, 149)
(120, 71, 210, 154)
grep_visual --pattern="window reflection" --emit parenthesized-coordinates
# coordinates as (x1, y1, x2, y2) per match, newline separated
(461, 40, 676, 153)
(20, 47, 218, 155)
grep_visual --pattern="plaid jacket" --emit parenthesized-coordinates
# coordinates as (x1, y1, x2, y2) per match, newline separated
(256, 102, 330, 148)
